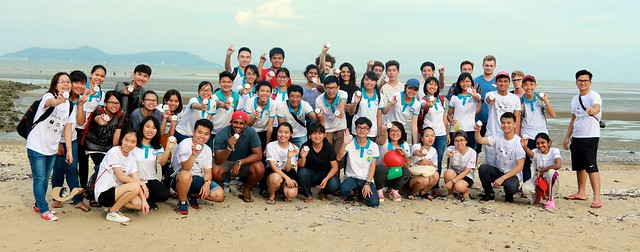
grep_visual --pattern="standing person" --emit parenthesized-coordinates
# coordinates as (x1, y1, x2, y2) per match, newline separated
(301, 64, 324, 108)
(379, 60, 403, 108)
(212, 111, 265, 202)
(210, 71, 241, 143)
(51, 71, 90, 212)
(174, 81, 215, 144)
(520, 75, 556, 182)
(447, 73, 482, 149)
(245, 81, 277, 152)
(337, 118, 380, 207)
(158, 89, 182, 188)
(521, 133, 561, 210)
(264, 123, 299, 204)
(418, 61, 445, 98)
(484, 71, 522, 166)
(94, 130, 149, 223)
(128, 90, 163, 132)
(510, 70, 525, 97)
(224, 45, 252, 92)
(348, 71, 381, 141)
(442, 130, 477, 201)
(77, 65, 106, 189)
(375, 122, 412, 202)
(408, 127, 441, 200)
(381, 78, 421, 144)
(172, 119, 224, 215)
(474, 55, 497, 157)
(258, 47, 291, 88)
(369, 61, 385, 80)
(338, 62, 359, 129)
(475, 112, 525, 203)
(316, 43, 335, 83)
(445, 60, 476, 101)
(276, 85, 317, 149)
(315, 76, 348, 167)
(419, 76, 449, 180)
(82, 91, 125, 175)
(297, 123, 340, 203)
(114, 64, 152, 124)
(237, 65, 259, 110)
(563, 69, 603, 208)
(134, 116, 173, 210)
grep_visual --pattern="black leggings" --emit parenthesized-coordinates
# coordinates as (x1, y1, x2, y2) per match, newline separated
(76, 129, 90, 188)
(146, 179, 170, 203)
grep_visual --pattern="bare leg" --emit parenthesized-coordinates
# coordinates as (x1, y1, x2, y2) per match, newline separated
(205, 188, 225, 202)
(110, 183, 140, 213)
(589, 172, 602, 206)
(443, 169, 456, 197)
(267, 173, 282, 203)
(175, 171, 192, 202)
(244, 162, 265, 198)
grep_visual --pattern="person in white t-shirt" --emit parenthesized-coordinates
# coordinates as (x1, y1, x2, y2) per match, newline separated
(264, 123, 300, 204)
(210, 71, 241, 140)
(223, 45, 252, 92)
(26, 72, 75, 221)
(315, 76, 348, 167)
(484, 71, 522, 167)
(174, 81, 215, 144)
(276, 85, 317, 149)
(563, 69, 603, 209)
(94, 131, 150, 223)
(245, 81, 276, 152)
(348, 71, 382, 141)
(447, 73, 482, 150)
(443, 130, 477, 201)
(76, 65, 106, 190)
(379, 60, 404, 110)
(337, 117, 380, 207)
(475, 112, 525, 203)
(408, 127, 441, 200)
(521, 133, 561, 210)
(519, 74, 556, 183)
(419, 77, 449, 184)
(381, 78, 421, 144)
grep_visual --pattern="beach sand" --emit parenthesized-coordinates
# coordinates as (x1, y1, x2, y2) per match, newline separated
(1, 138, 639, 251)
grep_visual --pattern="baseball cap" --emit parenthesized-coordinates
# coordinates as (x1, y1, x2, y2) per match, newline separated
(406, 78, 420, 89)
(523, 75, 536, 82)
(231, 111, 248, 123)
(495, 71, 510, 80)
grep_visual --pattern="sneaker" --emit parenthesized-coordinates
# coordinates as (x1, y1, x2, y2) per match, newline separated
(390, 189, 402, 202)
(33, 205, 56, 215)
(544, 199, 556, 210)
(505, 194, 514, 203)
(40, 211, 58, 221)
(223, 182, 230, 194)
(480, 193, 495, 201)
(176, 201, 189, 215)
(188, 197, 200, 209)
(106, 211, 130, 223)
(533, 196, 542, 204)
(377, 189, 385, 203)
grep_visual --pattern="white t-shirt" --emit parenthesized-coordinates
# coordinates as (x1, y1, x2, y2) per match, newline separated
(520, 94, 548, 140)
(231, 66, 246, 92)
(315, 90, 348, 133)
(486, 91, 521, 137)
(421, 96, 447, 136)
(60, 101, 80, 143)
(133, 145, 164, 182)
(571, 90, 602, 138)
(448, 94, 478, 132)
(171, 138, 213, 177)
(244, 97, 276, 133)
(94, 146, 138, 200)
(531, 148, 561, 179)
(350, 89, 380, 138)
(382, 91, 420, 125)
(378, 140, 411, 166)
(211, 90, 240, 134)
(265, 141, 298, 171)
(447, 147, 477, 180)
(276, 101, 314, 138)
(410, 144, 438, 166)
(487, 135, 526, 181)
(380, 81, 405, 110)
(345, 139, 379, 180)
(26, 93, 76, 155)
(176, 97, 214, 137)
(78, 89, 104, 129)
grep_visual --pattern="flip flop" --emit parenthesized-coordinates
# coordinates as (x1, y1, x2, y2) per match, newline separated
(590, 202, 602, 208)
(266, 198, 276, 204)
(564, 194, 587, 201)
(238, 195, 254, 203)
(74, 202, 91, 212)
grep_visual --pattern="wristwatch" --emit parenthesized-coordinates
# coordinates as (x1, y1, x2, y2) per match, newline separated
(204, 180, 211, 184)
(365, 181, 370, 185)
(236, 160, 242, 166)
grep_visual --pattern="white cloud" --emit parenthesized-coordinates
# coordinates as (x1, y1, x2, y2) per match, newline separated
(234, 0, 299, 28)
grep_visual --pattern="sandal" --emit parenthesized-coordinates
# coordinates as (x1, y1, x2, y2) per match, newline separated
(89, 200, 100, 207)
(407, 194, 416, 200)
(238, 194, 254, 203)
(283, 197, 293, 202)
(318, 193, 329, 201)
(74, 202, 91, 212)
(266, 198, 276, 204)
(260, 189, 269, 198)
(305, 197, 313, 203)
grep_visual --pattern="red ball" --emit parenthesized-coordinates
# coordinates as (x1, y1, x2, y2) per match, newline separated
(383, 149, 405, 167)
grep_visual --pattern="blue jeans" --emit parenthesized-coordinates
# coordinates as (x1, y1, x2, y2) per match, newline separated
(291, 136, 308, 150)
(433, 135, 447, 188)
(297, 167, 340, 197)
(52, 141, 83, 205)
(522, 138, 536, 182)
(339, 177, 379, 207)
(27, 149, 56, 213)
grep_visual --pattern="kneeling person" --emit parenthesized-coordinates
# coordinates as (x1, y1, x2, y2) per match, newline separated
(172, 119, 224, 215)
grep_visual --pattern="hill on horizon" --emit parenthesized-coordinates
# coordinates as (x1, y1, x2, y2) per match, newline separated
(0, 46, 220, 68)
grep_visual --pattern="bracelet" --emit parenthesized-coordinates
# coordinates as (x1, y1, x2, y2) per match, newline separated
(227, 146, 234, 151)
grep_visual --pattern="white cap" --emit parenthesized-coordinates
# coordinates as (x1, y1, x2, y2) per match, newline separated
(162, 104, 169, 111)
(256, 106, 263, 112)
(538, 92, 545, 98)
(522, 134, 529, 139)
(315, 108, 321, 114)
(62, 92, 69, 99)
(171, 115, 178, 121)
(202, 99, 209, 105)
(195, 144, 203, 151)
(288, 145, 295, 152)
(93, 86, 100, 92)
(429, 96, 435, 102)
(421, 149, 428, 155)
(334, 110, 341, 116)
(102, 114, 110, 122)
(268, 70, 275, 77)
(325, 43, 331, 48)
(244, 84, 251, 89)
(168, 136, 176, 143)
(230, 45, 236, 51)
(311, 77, 318, 83)
(127, 86, 134, 92)
(476, 120, 483, 126)
(302, 146, 310, 152)
(233, 133, 240, 139)
(228, 97, 234, 103)
(437, 64, 444, 70)
(355, 90, 362, 97)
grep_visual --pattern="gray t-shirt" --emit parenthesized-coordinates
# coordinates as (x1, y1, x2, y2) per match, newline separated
(128, 107, 163, 132)
(213, 125, 261, 161)
(301, 84, 321, 109)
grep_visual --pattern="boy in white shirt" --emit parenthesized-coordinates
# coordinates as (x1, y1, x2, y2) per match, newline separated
(379, 60, 404, 111)
(276, 85, 318, 148)
(315, 76, 348, 165)
(484, 71, 522, 167)
(475, 112, 525, 203)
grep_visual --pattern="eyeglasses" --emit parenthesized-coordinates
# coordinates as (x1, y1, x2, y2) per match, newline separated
(106, 101, 120, 106)
(356, 126, 370, 131)
(389, 129, 401, 133)
(144, 99, 157, 103)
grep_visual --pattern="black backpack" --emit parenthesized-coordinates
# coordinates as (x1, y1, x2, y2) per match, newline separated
(17, 98, 73, 139)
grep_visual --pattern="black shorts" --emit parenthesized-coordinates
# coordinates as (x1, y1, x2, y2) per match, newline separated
(474, 124, 487, 153)
(462, 176, 474, 187)
(98, 187, 116, 207)
(570, 137, 599, 173)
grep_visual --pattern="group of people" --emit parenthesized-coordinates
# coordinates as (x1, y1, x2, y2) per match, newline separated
(25, 44, 604, 224)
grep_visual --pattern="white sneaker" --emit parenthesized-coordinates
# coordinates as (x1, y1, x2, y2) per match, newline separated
(106, 211, 130, 223)
(41, 211, 58, 221)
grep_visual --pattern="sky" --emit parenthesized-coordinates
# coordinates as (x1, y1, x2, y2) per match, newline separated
(1, 0, 639, 83)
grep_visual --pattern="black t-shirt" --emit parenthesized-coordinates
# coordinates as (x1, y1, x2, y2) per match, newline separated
(301, 139, 337, 173)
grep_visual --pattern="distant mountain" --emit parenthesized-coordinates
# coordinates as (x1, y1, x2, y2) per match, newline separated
(0, 46, 221, 67)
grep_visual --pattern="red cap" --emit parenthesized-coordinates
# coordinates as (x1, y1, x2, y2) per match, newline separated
(231, 111, 248, 123)
(523, 74, 536, 82)
(495, 71, 510, 80)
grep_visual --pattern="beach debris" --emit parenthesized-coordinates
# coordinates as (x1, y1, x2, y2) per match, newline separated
(588, 210, 598, 217)
(308, 222, 322, 228)
(614, 180, 621, 183)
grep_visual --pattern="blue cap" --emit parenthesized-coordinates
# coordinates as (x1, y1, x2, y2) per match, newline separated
(406, 78, 420, 89)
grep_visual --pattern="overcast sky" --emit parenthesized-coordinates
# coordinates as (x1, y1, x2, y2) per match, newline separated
(1, 0, 638, 83)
